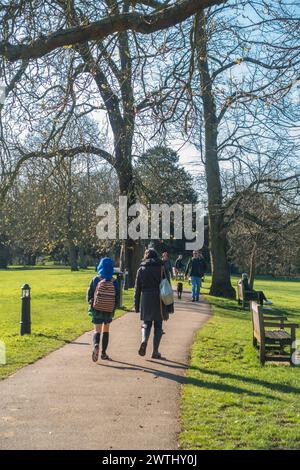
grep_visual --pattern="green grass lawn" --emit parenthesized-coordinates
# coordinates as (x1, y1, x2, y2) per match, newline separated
(0, 267, 133, 380)
(180, 276, 300, 450)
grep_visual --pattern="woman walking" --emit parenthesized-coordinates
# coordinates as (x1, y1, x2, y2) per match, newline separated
(87, 257, 119, 362)
(134, 248, 173, 359)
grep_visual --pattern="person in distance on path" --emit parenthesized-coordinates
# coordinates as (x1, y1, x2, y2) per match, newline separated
(185, 250, 207, 302)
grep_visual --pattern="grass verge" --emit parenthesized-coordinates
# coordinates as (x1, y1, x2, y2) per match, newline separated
(180, 276, 300, 450)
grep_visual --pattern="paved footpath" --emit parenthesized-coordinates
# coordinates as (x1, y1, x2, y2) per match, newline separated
(0, 291, 211, 450)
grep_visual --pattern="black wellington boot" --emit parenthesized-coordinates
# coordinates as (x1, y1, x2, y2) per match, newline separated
(138, 323, 151, 356)
(101, 332, 111, 360)
(152, 329, 163, 359)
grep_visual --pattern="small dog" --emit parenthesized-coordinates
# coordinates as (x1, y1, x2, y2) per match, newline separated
(177, 282, 183, 299)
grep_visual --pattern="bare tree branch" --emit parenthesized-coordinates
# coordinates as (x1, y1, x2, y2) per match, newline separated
(0, 0, 225, 62)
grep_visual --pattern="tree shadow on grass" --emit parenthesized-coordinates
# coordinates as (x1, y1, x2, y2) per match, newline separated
(206, 300, 251, 319)
(188, 367, 300, 396)
(214, 303, 291, 322)
(32, 332, 89, 345)
(32, 332, 72, 343)
(271, 308, 300, 320)
(32, 333, 71, 343)
(98, 359, 281, 401)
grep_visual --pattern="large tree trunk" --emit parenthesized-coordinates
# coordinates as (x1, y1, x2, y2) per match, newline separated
(196, 11, 235, 299)
(115, 23, 144, 288)
(25, 253, 36, 266)
(0, 235, 9, 269)
(117, 150, 143, 287)
(66, 160, 78, 272)
(78, 246, 88, 269)
(120, 238, 143, 287)
(76, 13, 141, 285)
(68, 239, 78, 272)
(209, 212, 235, 298)
(249, 244, 256, 289)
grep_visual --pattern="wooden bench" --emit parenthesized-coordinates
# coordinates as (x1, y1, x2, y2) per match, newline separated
(251, 301, 299, 365)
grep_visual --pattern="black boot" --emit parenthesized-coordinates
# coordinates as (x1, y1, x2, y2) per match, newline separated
(101, 331, 111, 360)
(92, 332, 100, 362)
(152, 326, 163, 359)
(139, 322, 151, 356)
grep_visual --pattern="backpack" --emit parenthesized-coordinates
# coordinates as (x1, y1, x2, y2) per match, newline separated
(93, 278, 116, 313)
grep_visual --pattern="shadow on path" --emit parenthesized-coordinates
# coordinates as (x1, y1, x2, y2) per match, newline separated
(98, 359, 281, 401)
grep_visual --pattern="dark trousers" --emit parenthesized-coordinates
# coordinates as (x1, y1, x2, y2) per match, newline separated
(245, 290, 267, 305)
(143, 320, 163, 337)
(142, 321, 163, 353)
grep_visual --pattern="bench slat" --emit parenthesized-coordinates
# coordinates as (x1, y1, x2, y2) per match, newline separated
(265, 330, 291, 340)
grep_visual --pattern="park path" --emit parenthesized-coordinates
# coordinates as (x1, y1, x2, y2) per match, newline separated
(0, 291, 211, 450)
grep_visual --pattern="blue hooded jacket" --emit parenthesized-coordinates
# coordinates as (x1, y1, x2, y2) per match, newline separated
(97, 257, 114, 280)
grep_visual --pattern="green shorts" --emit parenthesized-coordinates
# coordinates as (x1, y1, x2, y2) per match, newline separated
(88, 306, 114, 324)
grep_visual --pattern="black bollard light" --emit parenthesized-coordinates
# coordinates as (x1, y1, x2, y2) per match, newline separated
(113, 269, 124, 308)
(20, 284, 31, 336)
(117, 271, 124, 308)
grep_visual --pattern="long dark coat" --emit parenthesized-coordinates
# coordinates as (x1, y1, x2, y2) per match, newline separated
(134, 258, 174, 322)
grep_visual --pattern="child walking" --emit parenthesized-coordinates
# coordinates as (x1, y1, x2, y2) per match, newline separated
(87, 257, 119, 362)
